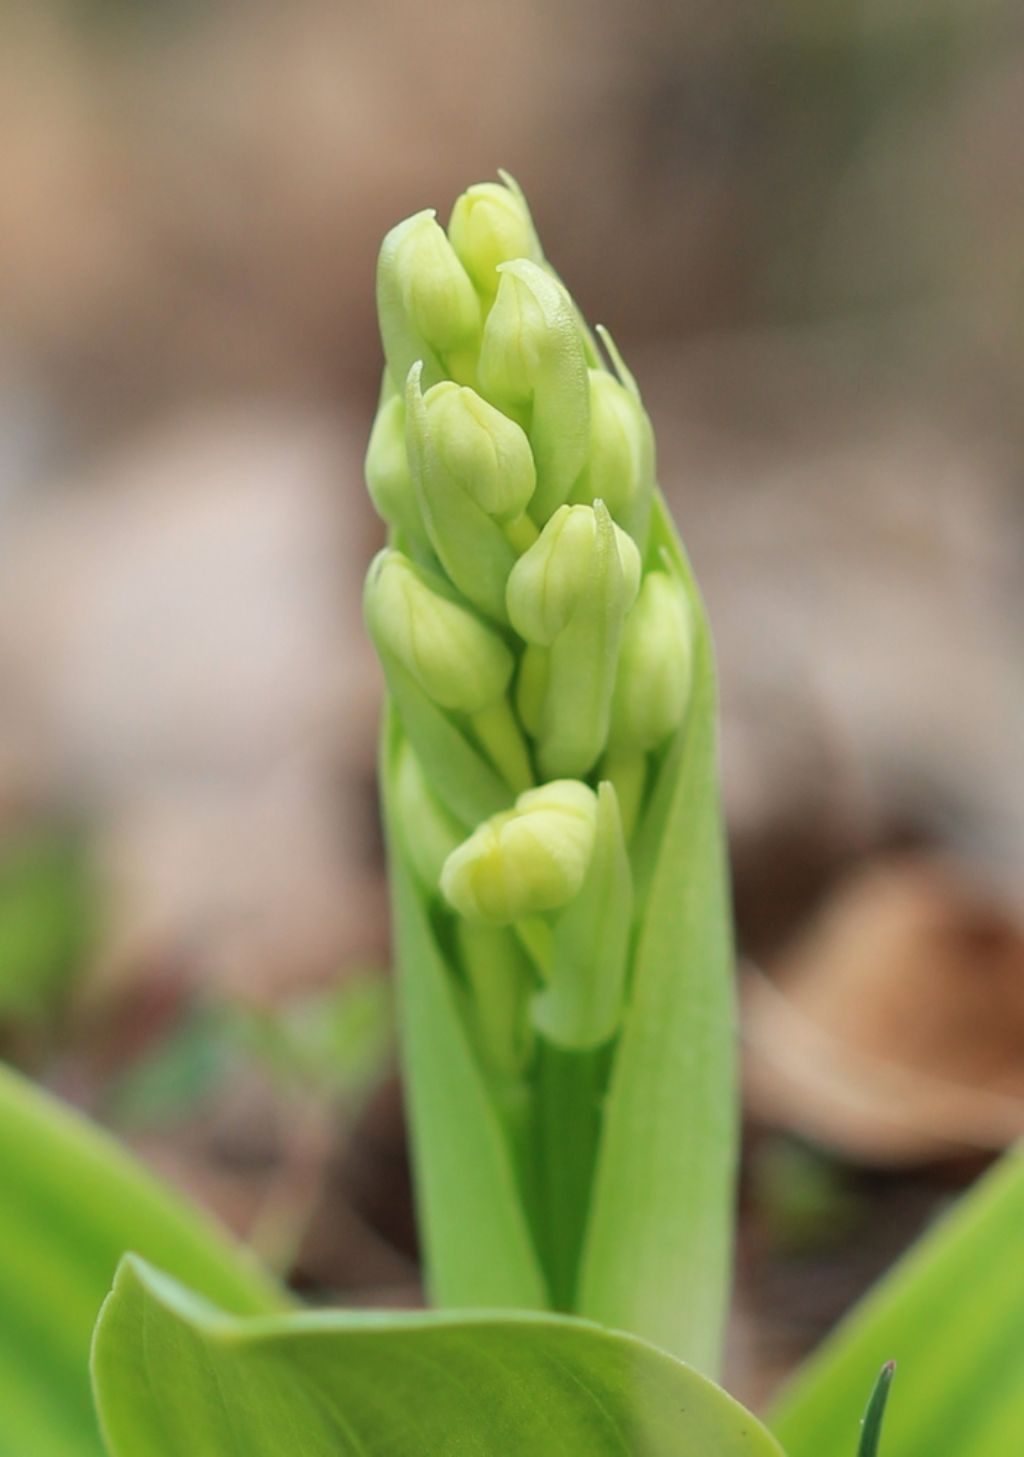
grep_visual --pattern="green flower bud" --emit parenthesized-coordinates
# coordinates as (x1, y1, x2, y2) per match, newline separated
(377, 210, 481, 389)
(404, 365, 518, 624)
(423, 381, 535, 524)
(441, 780, 598, 924)
(364, 549, 513, 713)
(507, 502, 641, 779)
(393, 738, 464, 893)
(507, 503, 641, 645)
(477, 265, 547, 409)
(571, 369, 654, 525)
(364, 392, 422, 539)
(609, 571, 694, 752)
(448, 178, 542, 300)
(478, 260, 590, 523)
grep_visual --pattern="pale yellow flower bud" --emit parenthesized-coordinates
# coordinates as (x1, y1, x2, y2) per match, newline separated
(476, 265, 548, 409)
(422, 381, 536, 524)
(448, 179, 542, 300)
(572, 369, 654, 524)
(364, 393, 421, 538)
(364, 550, 513, 713)
(506, 503, 641, 645)
(609, 571, 694, 751)
(441, 780, 598, 924)
(377, 211, 481, 388)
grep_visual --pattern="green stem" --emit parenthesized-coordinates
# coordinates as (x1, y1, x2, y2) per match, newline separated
(469, 699, 534, 793)
(515, 917, 554, 980)
(533, 1036, 608, 1311)
(504, 512, 539, 555)
(599, 748, 647, 842)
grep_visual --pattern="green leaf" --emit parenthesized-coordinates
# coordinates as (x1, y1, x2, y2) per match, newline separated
(0, 1061, 284, 1457)
(576, 498, 737, 1377)
(858, 1362, 895, 1457)
(771, 1148, 1024, 1457)
(93, 1255, 786, 1457)
(385, 725, 549, 1310)
(383, 652, 513, 830)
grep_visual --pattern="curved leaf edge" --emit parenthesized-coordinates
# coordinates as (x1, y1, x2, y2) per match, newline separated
(92, 1254, 786, 1454)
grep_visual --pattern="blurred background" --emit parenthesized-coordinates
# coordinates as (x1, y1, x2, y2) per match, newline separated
(1, 0, 1021, 1409)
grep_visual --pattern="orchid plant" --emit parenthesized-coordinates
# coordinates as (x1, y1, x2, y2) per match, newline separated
(1, 176, 1021, 1457)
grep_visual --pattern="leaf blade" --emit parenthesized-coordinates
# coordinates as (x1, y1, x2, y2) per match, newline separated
(0, 1061, 284, 1457)
(93, 1255, 787, 1457)
(771, 1148, 1024, 1457)
(576, 499, 737, 1377)
(384, 715, 550, 1310)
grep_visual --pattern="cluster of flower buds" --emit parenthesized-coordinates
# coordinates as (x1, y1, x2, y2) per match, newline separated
(364, 175, 695, 1062)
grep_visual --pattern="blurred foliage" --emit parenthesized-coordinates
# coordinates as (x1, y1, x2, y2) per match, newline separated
(0, 827, 93, 1027)
(234, 971, 394, 1100)
(751, 1136, 864, 1253)
(106, 972, 393, 1130)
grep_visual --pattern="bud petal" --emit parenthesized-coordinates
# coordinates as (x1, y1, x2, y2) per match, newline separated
(507, 503, 641, 645)
(572, 369, 654, 526)
(507, 502, 641, 778)
(477, 265, 547, 409)
(364, 549, 513, 713)
(441, 780, 598, 924)
(394, 738, 463, 892)
(377, 210, 481, 389)
(609, 571, 694, 752)
(404, 366, 518, 623)
(423, 381, 536, 523)
(478, 260, 590, 522)
(364, 391, 422, 539)
(448, 179, 542, 300)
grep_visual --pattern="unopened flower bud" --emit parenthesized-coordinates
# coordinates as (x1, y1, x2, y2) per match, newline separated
(377, 211, 481, 388)
(609, 571, 694, 752)
(507, 502, 641, 778)
(423, 381, 535, 524)
(441, 780, 598, 924)
(448, 178, 542, 300)
(479, 260, 590, 522)
(572, 369, 654, 525)
(364, 549, 513, 713)
(507, 503, 641, 645)
(477, 265, 548, 409)
(364, 392, 422, 539)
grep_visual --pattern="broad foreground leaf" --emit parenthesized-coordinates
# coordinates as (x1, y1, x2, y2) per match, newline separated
(771, 1148, 1024, 1457)
(93, 1256, 785, 1457)
(0, 1062, 283, 1457)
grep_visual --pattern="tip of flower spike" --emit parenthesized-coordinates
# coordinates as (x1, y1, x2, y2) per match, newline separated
(448, 177, 541, 300)
(857, 1361, 895, 1457)
(377, 211, 481, 386)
